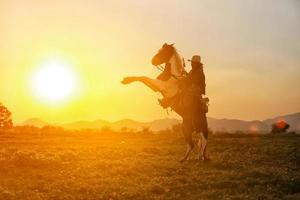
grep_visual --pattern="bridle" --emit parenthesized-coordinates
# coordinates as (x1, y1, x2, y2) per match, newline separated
(155, 54, 187, 80)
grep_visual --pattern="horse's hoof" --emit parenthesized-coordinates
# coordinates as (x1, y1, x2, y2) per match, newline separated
(121, 78, 131, 84)
(121, 80, 128, 84)
(199, 156, 210, 162)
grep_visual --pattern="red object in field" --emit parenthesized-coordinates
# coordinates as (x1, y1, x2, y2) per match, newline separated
(275, 120, 287, 129)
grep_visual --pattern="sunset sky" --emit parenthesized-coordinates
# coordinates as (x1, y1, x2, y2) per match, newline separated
(0, 0, 299, 124)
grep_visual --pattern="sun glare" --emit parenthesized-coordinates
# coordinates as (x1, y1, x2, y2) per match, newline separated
(30, 59, 77, 103)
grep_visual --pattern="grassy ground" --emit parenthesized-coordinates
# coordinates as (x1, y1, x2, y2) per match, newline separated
(0, 130, 299, 200)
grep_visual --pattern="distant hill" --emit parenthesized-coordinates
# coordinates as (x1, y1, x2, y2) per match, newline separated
(61, 119, 110, 130)
(22, 118, 49, 128)
(21, 112, 300, 133)
(263, 112, 300, 131)
(61, 118, 180, 131)
(208, 112, 300, 132)
(207, 118, 269, 133)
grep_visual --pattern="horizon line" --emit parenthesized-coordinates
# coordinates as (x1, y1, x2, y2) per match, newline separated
(15, 111, 300, 125)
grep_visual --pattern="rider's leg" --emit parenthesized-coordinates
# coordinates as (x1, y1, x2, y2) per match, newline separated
(199, 132, 208, 160)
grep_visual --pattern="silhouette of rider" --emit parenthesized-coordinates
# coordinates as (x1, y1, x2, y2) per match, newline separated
(182, 55, 209, 139)
(184, 55, 206, 95)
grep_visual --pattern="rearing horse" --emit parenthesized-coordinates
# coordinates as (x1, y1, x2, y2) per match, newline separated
(121, 43, 208, 161)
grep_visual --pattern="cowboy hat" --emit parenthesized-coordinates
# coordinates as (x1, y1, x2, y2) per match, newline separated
(188, 55, 201, 63)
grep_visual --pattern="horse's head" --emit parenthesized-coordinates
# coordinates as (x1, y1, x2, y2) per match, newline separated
(152, 43, 175, 66)
(152, 43, 185, 81)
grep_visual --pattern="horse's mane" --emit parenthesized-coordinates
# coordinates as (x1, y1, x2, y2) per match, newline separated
(173, 48, 185, 74)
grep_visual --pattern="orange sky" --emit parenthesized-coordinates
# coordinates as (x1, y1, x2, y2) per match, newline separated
(0, 0, 299, 123)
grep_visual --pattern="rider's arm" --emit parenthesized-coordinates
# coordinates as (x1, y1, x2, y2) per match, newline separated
(199, 69, 206, 95)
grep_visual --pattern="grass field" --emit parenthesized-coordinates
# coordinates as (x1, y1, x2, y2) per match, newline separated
(0, 129, 299, 200)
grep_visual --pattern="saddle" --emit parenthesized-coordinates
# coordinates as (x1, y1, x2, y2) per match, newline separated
(158, 92, 209, 113)
(158, 94, 180, 109)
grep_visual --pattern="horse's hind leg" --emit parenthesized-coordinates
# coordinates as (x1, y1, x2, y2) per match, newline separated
(197, 137, 202, 154)
(198, 132, 208, 160)
(180, 119, 194, 162)
(194, 112, 209, 161)
(181, 142, 193, 162)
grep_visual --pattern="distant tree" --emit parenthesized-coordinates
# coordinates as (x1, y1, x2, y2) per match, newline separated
(101, 126, 112, 133)
(121, 126, 128, 133)
(14, 125, 39, 134)
(271, 121, 290, 134)
(142, 126, 152, 134)
(0, 103, 13, 129)
(171, 123, 182, 138)
(41, 125, 64, 133)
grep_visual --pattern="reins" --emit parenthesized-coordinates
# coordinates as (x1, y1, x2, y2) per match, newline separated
(155, 57, 187, 80)
(155, 54, 187, 115)
(156, 64, 165, 72)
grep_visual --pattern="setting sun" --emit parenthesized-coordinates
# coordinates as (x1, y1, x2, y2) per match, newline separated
(30, 58, 78, 103)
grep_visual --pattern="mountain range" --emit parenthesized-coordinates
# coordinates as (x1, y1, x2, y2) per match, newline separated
(21, 112, 300, 133)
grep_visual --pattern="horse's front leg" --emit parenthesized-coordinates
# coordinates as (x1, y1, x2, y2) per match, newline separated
(121, 76, 139, 85)
(121, 76, 165, 92)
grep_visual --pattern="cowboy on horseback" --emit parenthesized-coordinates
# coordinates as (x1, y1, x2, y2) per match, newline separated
(157, 54, 209, 161)
(121, 43, 209, 162)
(184, 55, 206, 96)
(182, 55, 209, 161)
